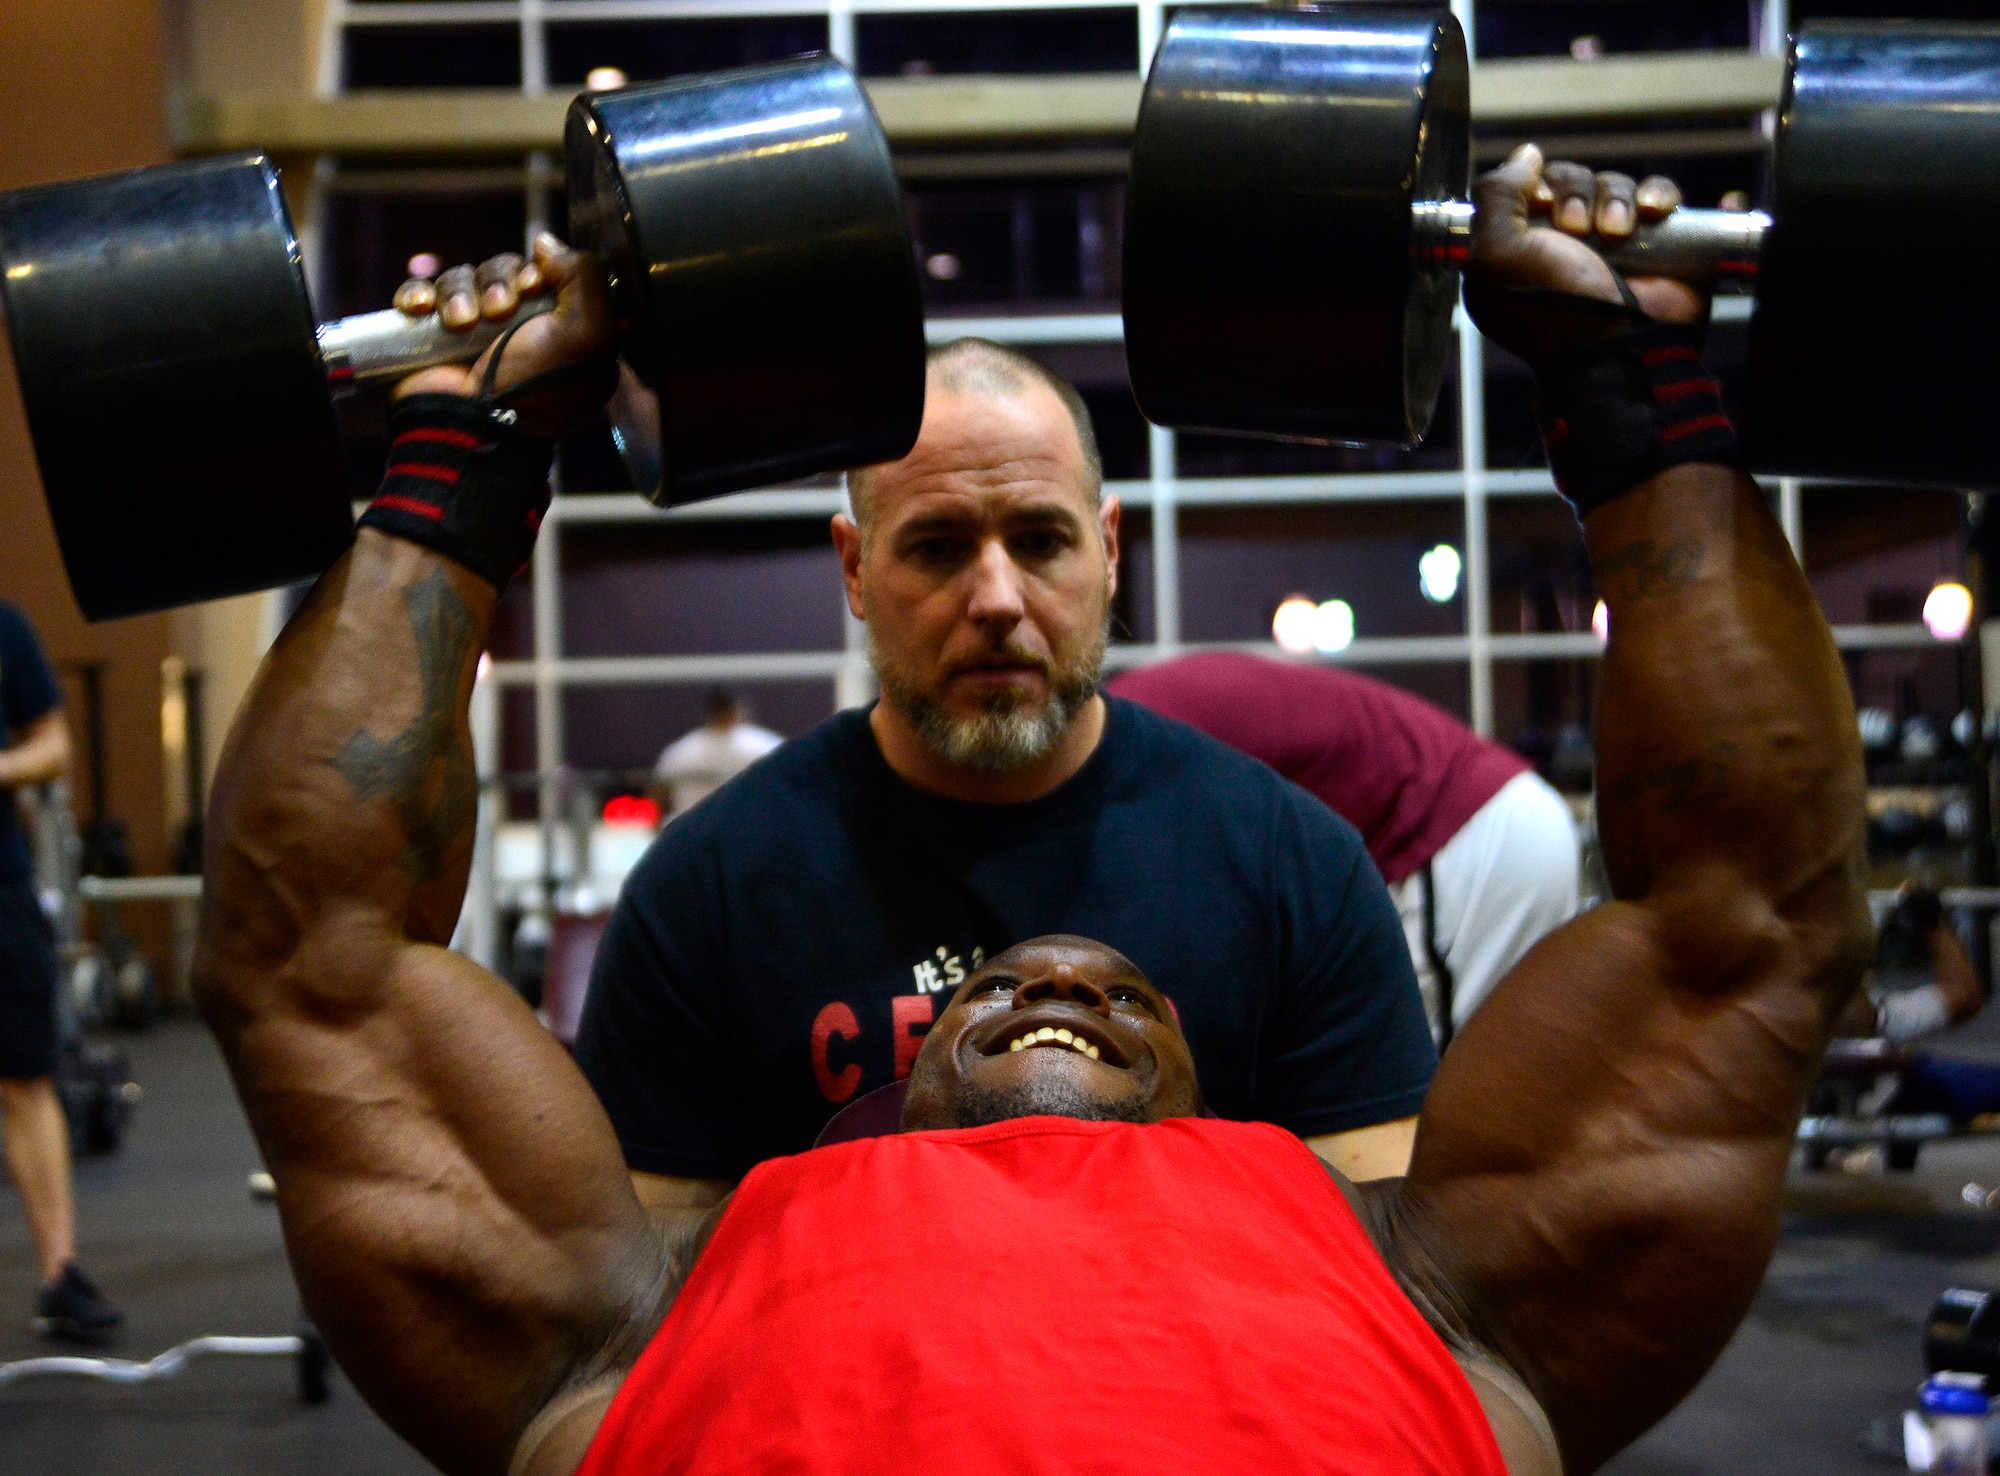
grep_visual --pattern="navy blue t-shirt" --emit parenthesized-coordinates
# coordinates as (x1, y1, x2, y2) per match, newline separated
(0, 602, 61, 885)
(575, 698, 1436, 1181)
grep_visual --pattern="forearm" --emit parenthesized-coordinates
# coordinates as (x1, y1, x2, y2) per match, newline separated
(0, 712, 71, 789)
(198, 530, 490, 1015)
(1587, 464, 1871, 1009)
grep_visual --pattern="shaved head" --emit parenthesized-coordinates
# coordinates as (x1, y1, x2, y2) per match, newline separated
(849, 339, 1102, 538)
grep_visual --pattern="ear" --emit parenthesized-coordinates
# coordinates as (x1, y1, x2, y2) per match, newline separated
(830, 513, 867, 621)
(1099, 496, 1122, 602)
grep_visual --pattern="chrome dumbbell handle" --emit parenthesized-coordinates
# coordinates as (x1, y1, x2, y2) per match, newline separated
(316, 295, 557, 392)
(1412, 200, 1770, 288)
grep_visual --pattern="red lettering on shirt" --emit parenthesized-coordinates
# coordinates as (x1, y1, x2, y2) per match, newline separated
(892, 994, 934, 1080)
(811, 1001, 862, 1104)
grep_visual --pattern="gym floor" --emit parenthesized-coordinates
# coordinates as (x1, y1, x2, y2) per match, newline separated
(2, 1016, 1998, 1474)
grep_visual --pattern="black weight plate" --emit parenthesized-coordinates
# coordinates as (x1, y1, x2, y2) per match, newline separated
(0, 155, 350, 621)
(566, 56, 927, 505)
(1746, 22, 2000, 488)
(1123, 6, 1469, 447)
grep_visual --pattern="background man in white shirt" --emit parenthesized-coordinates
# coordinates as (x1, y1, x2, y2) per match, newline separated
(649, 688, 783, 821)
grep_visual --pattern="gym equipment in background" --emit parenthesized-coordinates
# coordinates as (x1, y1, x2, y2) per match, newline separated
(0, 55, 926, 621)
(1123, 10, 2000, 490)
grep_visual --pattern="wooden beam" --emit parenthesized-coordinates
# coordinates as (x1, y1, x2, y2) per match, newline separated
(170, 52, 1789, 158)
(1471, 52, 1785, 122)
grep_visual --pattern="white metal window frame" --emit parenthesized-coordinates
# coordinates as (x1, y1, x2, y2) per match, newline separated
(314, 0, 1953, 960)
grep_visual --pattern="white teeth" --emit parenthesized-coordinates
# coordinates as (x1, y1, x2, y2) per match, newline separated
(1005, 1027, 1106, 1059)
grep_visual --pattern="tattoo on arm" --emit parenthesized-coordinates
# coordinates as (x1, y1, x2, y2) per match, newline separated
(1607, 742, 1738, 813)
(1597, 537, 1706, 600)
(331, 570, 480, 881)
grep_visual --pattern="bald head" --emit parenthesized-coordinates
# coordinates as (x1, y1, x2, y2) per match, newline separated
(848, 339, 1102, 538)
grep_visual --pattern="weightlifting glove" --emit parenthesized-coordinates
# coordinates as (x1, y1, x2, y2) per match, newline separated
(358, 393, 554, 592)
(1531, 317, 1742, 518)
(1471, 276, 1742, 519)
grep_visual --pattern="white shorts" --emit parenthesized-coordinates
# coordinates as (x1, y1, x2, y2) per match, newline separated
(1390, 771, 1580, 1044)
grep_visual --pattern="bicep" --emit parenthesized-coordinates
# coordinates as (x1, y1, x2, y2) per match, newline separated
(227, 935, 661, 1475)
(1402, 898, 1814, 1468)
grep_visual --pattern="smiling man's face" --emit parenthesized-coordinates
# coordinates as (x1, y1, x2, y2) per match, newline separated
(900, 936, 1203, 1131)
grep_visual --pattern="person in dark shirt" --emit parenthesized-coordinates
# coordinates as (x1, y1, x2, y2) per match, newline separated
(569, 337, 1436, 1227)
(0, 601, 120, 1337)
(1111, 653, 1579, 1045)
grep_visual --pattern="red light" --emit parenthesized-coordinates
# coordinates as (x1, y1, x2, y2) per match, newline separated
(602, 795, 661, 827)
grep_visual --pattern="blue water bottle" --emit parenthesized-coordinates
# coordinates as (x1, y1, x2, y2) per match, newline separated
(1924, 1372, 1991, 1474)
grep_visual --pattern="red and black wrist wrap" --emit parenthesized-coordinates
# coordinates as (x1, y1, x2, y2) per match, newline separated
(1532, 320, 1742, 519)
(358, 394, 554, 591)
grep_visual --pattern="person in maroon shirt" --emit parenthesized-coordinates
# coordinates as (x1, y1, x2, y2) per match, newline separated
(1111, 653, 1579, 1044)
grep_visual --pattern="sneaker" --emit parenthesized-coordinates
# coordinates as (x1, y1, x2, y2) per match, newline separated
(34, 1262, 122, 1341)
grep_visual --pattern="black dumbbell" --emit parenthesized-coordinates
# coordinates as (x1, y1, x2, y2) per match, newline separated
(0, 55, 927, 622)
(1123, 9, 2000, 492)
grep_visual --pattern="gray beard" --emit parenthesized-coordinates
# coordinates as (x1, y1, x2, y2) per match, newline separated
(871, 621, 1107, 775)
(946, 1076, 1154, 1129)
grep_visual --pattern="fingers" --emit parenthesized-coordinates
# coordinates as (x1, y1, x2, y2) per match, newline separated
(397, 242, 568, 329)
(528, 231, 579, 294)
(393, 277, 437, 319)
(473, 252, 524, 320)
(1542, 161, 1597, 235)
(1635, 174, 1683, 221)
(435, 263, 479, 329)
(1592, 172, 1637, 238)
(1470, 143, 1545, 255)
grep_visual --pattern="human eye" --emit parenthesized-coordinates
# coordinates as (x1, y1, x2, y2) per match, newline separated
(1107, 986, 1158, 1019)
(1010, 527, 1069, 561)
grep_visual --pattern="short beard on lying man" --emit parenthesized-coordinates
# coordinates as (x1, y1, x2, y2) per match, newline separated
(947, 1076, 1155, 1128)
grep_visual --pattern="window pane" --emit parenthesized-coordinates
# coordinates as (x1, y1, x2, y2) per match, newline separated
(1153, 502, 1467, 645)
(1475, 0, 1748, 60)
(1802, 485, 1962, 626)
(858, 7, 1138, 77)
(1487, 496, 1593, 639)
(908, 180, 1123, 312)
(342, 24, 520, 88)
(559, 521, 844, 659)
(1491, 658, 1599, 793)
(320, 184, 527, 318)
(546, 17, 831, 86)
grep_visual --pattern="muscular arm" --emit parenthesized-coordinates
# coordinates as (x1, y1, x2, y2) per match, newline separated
(193, 244, 664, 1476)
(1391, 466, 1870, 1472)
(1380, 150, 1873, 1473)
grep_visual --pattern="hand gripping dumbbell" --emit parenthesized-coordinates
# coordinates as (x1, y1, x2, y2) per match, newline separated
(0, 56, 927, 621)
(1122, 9, 2000, 492)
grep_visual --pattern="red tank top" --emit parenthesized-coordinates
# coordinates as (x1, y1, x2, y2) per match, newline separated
(574, 1117, 1508, 1476)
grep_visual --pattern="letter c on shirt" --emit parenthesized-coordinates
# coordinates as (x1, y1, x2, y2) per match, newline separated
(812, 1001, 862, 1103)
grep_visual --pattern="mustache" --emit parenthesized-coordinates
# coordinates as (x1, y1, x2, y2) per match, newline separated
(941, 648, 1053, 679)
